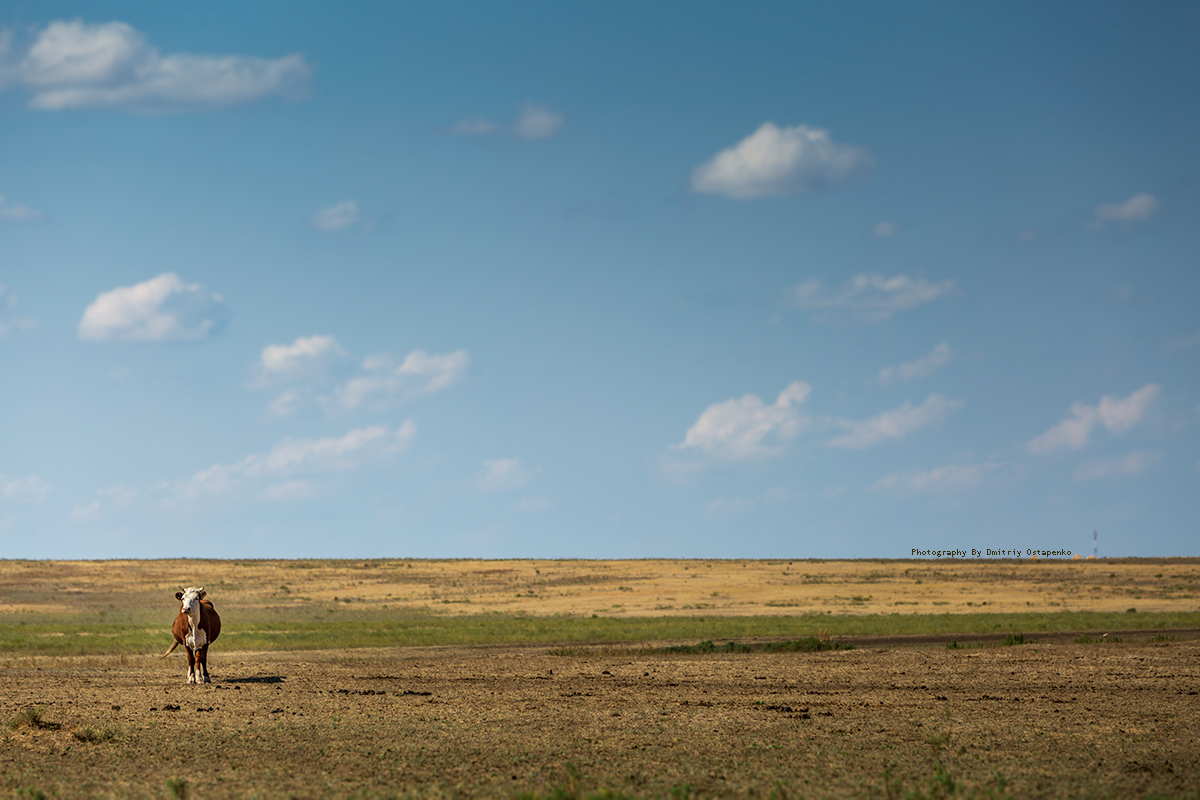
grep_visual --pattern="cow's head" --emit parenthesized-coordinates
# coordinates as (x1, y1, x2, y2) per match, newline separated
(175, 586, 206, 616)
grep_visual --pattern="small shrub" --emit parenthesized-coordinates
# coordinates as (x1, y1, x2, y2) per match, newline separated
(8, 707, 48, 731)
(762, 636, 854, 653)
(1151, 634, 1175, 642)
(72, 725, 121, 743)
(166, 777, 188, 800)
(1001, 633, 1027, 646)
(1126, 607, 1137, 613)
(1075, 635, 1095, 644)
(946, 640, 962, 650)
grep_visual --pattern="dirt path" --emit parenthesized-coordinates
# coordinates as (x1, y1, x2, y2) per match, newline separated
(2, 635, 1197, 798)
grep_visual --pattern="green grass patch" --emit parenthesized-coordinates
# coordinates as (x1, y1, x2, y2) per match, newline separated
(2, 609, 1197, 656)
(762, 636, 854, 653)
(661, 640, 753, 654)
(71, 725, 121, 743)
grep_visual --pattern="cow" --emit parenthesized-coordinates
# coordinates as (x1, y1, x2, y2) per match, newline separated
(160, 586, 221, 684)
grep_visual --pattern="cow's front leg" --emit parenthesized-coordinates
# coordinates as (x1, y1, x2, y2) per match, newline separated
(197, 644, 211, 683)
(186, 647, 197, 684)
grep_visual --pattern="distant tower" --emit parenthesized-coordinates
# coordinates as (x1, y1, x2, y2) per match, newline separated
(1093, 530, 1098, 559)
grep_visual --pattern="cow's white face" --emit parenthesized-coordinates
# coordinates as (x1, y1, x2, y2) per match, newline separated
(176, 586, 206, 617)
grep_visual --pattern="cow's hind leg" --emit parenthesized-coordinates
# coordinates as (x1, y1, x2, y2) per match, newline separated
(185, 647, 197, 684)
(197, 644, 211, 683)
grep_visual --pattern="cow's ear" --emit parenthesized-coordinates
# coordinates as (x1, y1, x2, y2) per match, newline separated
(175, 592, 183, 600)
(198, 590, 206, 599)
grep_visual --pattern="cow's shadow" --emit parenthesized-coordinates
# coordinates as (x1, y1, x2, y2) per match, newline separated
(222, 675, 286, 684)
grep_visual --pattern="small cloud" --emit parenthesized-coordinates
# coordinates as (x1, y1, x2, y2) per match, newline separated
(1165, 329, 1200, 352)
(451, 117, 498, 136)
(253, 334, 350, 387)
(873, 460, 1002, 494)
(3, 19, 312, 112)
(1086, 192, 1160, 231)
(68, 484, 137, 522)
(828, 394, 961, 449)
(790, 273, 955, 323)
(78, 272, 227, 342)
(308, 201, 370, 232)
(1074, 451, 1161, 482)
(335, 349, 469, 409)
(1027, 384, 1160, 455)
(1, 474, 51, 503)
(511, 103, 564, 139)
(707, 488, 789, 516)
(517, 496, 551, 512)
(260, 479, 317, 502)
(175, 422, 415, 500)
(0, 193, 40, 220)
(676, 381, 812, 461)
(451, 103, 563, 140)
(878, 343, 952, 386)
(691, 122, 873, 199)
(250, 338, 467, 416)
(479, 458, 532, 492)
(869, 221, 898, 238)
(266, 390, 301, 418)
(0, 285, 38, 339)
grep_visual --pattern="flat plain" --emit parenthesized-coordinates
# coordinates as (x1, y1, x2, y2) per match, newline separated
(2, 558, 1198, 798)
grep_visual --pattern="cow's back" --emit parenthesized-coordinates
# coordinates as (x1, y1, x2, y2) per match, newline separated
(200, 600, 221, 643)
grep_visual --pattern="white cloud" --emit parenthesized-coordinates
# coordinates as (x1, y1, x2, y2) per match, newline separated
(451, 117, 498, 136)
(1088, 192, 1160, 230)
(791, 273, 955, 322)
(68, 484, 137, 522)
(335, 349, 469, 409)
(177, 422, 415, 499)
(707, 488, 789, 516)
(691, 122, 873, 199)
(451, 103, 563, 140)
(1165, 330, 1200, 352)
(260, 479, 317, 502)
(266, 390, 301, 418)
(0, 285, 38, 339)
(870, 221, 898, 238)
(254, 334, 350, 386)
(479, 458, 532, 492)
(1, 474, 50, 503)
(78, 272, 227, 342)
(678, 381, 812, 461)
(250, 338, 467, 415)
(0, 193, 40, 221)
(3, 20, 312, 112)
(873, 460, 1000, 494)
(511, 103, 564, 139)
(1027, 384, 1161, 455)
(878, 343, 952, 386)
(308, 201, 368, 232)
(828, 394, 961, 449)
(1073, 451, 1162, 482)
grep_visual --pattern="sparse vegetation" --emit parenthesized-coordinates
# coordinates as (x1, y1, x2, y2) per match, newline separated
(72, 725, 121, 743)
(8, 707, 49, 730)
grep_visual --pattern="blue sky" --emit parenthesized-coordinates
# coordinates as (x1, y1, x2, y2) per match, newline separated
(2, 2, 1198, 559)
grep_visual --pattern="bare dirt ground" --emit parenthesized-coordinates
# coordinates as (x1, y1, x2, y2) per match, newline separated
(2, 634, 1198, 799)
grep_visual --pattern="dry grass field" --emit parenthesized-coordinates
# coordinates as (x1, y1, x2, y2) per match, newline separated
(3, 556, 1198, 620)
(2, 558, 1198, 798)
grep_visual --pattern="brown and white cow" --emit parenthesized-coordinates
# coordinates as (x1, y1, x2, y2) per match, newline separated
(160, 586, 221, 684)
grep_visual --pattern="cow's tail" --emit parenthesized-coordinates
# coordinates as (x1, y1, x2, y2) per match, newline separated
(160, 640, 180, 659)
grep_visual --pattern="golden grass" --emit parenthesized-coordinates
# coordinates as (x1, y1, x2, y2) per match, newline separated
(2, 556, 1197, 620)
